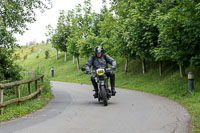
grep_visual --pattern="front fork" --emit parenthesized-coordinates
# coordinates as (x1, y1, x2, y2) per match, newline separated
(98, 80, 111, 99)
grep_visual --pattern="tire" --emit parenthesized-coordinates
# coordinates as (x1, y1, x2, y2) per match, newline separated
(100, 85, 108, 106)
(98, 93, 101, 102)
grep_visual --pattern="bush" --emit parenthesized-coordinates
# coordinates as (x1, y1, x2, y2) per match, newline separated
(23, 54, 28, 60)
(0, 49, 22, 82)
(31, 47, 34, 53)
(45, 50, 49, 59)
(190, 54, 200, 66)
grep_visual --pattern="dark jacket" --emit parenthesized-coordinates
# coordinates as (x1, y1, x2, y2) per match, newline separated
(85, 54, 116, 70)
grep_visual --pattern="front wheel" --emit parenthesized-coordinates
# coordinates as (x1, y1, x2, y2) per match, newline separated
(100, 85, 108, 106)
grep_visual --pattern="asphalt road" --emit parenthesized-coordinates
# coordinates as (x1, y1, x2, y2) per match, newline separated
(0, 81, 191, 133)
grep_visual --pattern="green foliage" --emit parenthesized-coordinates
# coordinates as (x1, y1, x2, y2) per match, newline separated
(31, 47, 34, 53)
(97, 7, 119, 56)
(0, 0, 52, 48)
(0, 65, 52, 122)
(0, 79, 52, 122)
(45, 0, 200, 73)
(23, 54, 28, 60)
(79, 31, 105, 57)
(46, 0, 101, 58)
(52, 10, 70, 52)
(45, 50, 49, 59)
(153, 0, 200, 66)
(190, 55, 200, 66)
(0, 48, 22, 81)
(0, 0, 51, 82)
(36, 55, 39, 59)
(67, 4, 83, 58)
(45, 0, 200, 69)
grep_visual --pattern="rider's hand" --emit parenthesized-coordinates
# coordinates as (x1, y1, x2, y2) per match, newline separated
(86, 70, 90, 74)
(111, 66, 116, 70)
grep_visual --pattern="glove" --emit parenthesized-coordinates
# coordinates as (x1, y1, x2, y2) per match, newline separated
(112, 66, 116, 70)
(86, 69, 90, 74)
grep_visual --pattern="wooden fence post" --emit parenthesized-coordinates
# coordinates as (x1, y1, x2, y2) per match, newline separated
(35, 80, 38, 90)
(35, 80, 38, 98)
(142, 58, 146, 74)
(125, 57, 128, 73)
(16, 85, 21, 105)
(159, 61, 163, 77)
(39, 76, 44, 96)
(0, 75, 44, 111)
(0, 88, 4, 114)
(41, 76, 44, 84)
(28, 82, 31, 95)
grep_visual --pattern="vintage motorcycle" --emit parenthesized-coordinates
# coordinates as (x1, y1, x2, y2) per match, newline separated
(82, 67, 113, 106)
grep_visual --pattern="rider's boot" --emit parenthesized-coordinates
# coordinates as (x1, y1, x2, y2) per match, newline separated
(93, 87, 98, 98)
(110, 74, 116, 96)
(111, 88, 116, 96)
(91, 76, 98, 98)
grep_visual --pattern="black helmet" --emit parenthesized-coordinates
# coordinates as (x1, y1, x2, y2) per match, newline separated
(94, 45, 104, 54)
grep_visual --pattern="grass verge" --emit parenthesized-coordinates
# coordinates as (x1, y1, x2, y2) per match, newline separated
(0, 73, 52, 122)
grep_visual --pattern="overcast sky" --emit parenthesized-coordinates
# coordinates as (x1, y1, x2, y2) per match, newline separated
(16, 0, 105, 45)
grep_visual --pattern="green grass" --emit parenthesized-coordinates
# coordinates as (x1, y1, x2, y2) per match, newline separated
(0, 61, 52, 122)
(0, 88, 52, 122)
(15, 43, 200, 132)
(0, 99, 46, 122)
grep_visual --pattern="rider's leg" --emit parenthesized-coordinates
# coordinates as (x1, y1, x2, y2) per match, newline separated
(91, 75, 98, 98)
(106, 71, 116, 96)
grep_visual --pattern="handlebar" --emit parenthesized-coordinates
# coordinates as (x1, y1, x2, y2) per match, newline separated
(81, 67, 114, 74)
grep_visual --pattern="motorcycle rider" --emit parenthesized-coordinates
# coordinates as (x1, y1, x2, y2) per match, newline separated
(84, 45, 117, 98)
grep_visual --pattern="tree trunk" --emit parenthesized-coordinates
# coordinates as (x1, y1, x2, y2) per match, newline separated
(73, 56, 75, 64)
(64, 51, 67, 62)
(56, 49, 58, 60)
(159, 61, 163, 76)
(179, 65, 185, 78)
(77, 56, 80, 70)
(125, 57, 128, 72)
(142, 58, 146, 74)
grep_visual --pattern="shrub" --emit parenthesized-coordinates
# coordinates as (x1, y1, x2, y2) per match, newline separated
(31, 47, 34, 53)
(0, 49, 22, 82)
(45, 50, 49, 59)
(23, 54, 28, 60)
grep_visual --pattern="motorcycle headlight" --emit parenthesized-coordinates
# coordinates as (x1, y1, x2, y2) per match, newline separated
(96, 69, 105, 76)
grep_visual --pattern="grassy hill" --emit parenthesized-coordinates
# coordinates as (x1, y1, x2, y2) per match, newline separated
(17, 43, 200, 132)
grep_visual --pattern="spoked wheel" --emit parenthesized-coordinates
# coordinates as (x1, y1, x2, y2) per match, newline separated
(98, 92, 101, 102)
(100, 85, 108, 106)
(107, 89, 111, 100)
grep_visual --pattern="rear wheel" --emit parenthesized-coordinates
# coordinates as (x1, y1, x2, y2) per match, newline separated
(101, 85, 108, 106)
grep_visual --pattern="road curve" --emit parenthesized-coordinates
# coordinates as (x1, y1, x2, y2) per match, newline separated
(0, 81, 191, 133)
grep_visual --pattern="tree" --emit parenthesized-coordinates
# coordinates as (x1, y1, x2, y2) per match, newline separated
(111, 1, 136, 72)
(0, 49, 21, 81)
(0, 0, 52, 47)
(54, 10, 71, 62)
(111, 0, 159, 73)
(0, 0, 51, 81)
(46, 10, 72, 62)
(67, 5, 83, 70)
(79, 31, 103, 57)
(68, 0, 94, 69)
(130, 0, 159, 74)
(153, 0, 200, 77)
